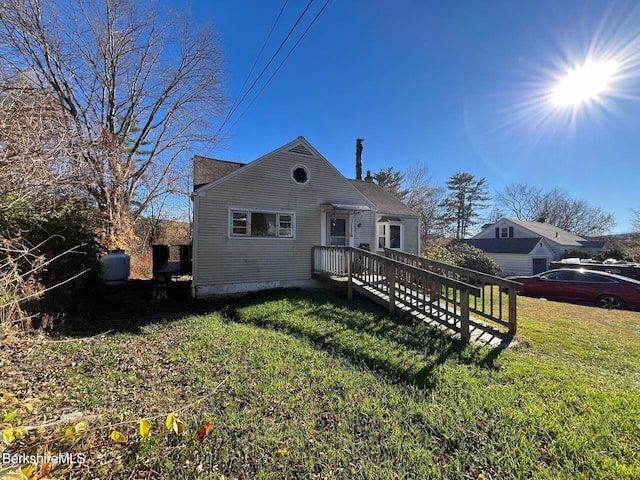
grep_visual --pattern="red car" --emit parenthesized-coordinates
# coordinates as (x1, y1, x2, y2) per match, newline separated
(507, 269, 640, 310)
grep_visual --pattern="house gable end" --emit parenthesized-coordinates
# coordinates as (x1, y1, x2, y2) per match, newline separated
(287, 143, 314, 156)
(474, 217, 588, 248)
(194, 137, 374, 209)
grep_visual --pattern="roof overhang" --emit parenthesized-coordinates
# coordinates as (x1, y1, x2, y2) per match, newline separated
(322, 203, 371, 212)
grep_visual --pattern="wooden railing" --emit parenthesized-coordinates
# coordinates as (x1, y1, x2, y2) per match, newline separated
(312, 246, 483, 343)
(312, 245, 349, 276)
(384, 248, 520, 335)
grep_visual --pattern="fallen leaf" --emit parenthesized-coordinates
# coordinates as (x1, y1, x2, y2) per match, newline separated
(110, 430, 127, 444)
(3, 427, 15, 446)
(165, 413, 184, 434)
(40, 461, 53, 477)
(3, 409, 18, 423)
(196, 421, 214, 443)
(20, 465, 36, 478)
(1, 471, 28, 480)
(139, 419, 151, 438)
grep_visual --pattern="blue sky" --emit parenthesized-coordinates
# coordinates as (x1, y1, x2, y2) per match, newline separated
(181, 0, 640, 233)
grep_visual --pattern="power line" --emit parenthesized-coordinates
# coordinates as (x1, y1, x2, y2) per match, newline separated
(219, 0, 290, 133)
(228, 0, 331, 132)
(212, 0, 315, 143)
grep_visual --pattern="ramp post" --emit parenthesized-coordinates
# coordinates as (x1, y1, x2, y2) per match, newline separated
(388, 261, 396, 314)
(347, 249, 353, 300)
(460, 290, 470, 343)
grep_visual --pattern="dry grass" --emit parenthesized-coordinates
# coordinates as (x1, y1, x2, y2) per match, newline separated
(129, 251, 152, 280)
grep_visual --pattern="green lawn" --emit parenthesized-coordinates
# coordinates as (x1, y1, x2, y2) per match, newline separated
(1, 289, 639, 479)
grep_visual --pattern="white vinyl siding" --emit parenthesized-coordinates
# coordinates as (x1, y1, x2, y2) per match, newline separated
(484, 253, 531, 277)
(193, 144, 375, 296)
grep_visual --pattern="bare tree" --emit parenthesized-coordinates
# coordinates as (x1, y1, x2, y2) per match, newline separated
(0, 0, 225, 247)
(0, 77, 77, 203)
(617, 208, 640, 261)
(495, 183, 544, 221)
(495, 183, 616, 237)
(402, 163, 444, 239)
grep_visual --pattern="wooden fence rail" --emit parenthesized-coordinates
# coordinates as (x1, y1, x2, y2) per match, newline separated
(383, 248, 520, 335)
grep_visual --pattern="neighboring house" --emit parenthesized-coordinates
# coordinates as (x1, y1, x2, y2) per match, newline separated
(464, 217, 606, 276)
(191, 137, 421, 297)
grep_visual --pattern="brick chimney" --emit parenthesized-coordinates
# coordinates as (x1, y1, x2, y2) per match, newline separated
(364, 170, 374, 182)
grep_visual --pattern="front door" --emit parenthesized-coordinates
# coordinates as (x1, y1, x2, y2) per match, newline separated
(328, 214, 348, 246)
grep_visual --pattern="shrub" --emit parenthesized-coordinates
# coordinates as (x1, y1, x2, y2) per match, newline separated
(448, 242, 503, 275)
(425, 241, 502, 276)
(0, 193, 101, 329)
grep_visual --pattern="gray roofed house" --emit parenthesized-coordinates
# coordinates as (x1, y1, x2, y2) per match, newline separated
(464, 217, 606, 276)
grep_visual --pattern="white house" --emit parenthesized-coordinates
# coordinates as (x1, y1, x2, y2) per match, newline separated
(464, 217, 606, 276)
(191, 137, 421, 297)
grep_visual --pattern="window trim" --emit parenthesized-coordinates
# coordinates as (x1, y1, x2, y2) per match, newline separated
(229, 208, 296, 239)
(291, 164, 310, 185)
(377, 220, 403, 250)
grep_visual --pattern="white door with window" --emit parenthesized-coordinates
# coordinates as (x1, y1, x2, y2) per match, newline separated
(328, 214, 349, 246)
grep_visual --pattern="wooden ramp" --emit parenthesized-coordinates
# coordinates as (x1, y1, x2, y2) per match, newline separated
(313, 246, 520, 348)
(351, 277, 515, 348)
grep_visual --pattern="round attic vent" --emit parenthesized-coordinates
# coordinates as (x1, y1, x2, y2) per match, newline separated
(291, 165, 309, 184)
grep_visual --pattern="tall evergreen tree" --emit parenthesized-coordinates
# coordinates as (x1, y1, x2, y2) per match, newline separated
(374, 167, 408, 201)
(439, 173, 489, 239)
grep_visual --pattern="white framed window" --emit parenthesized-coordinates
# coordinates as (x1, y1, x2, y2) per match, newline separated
(378, 222, 403, 250)
(232, 211, 248, 235)
(230, 209, 295, 239)
(498, 226, 514, 238)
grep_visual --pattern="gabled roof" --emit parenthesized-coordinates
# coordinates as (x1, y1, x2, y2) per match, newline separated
(495, 218, 587, 246)
(463, 237, 545, 254)
(577, 240, 606, 249)
(193, 156, 244, 190)
(349, 180, 420, 218)
(193, 137, 375, 209)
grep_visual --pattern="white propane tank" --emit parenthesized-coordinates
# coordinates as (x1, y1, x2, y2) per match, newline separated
(101, 249, 131, 285)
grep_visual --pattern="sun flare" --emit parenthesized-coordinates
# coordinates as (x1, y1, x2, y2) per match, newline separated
(552, 59, 619, 106)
